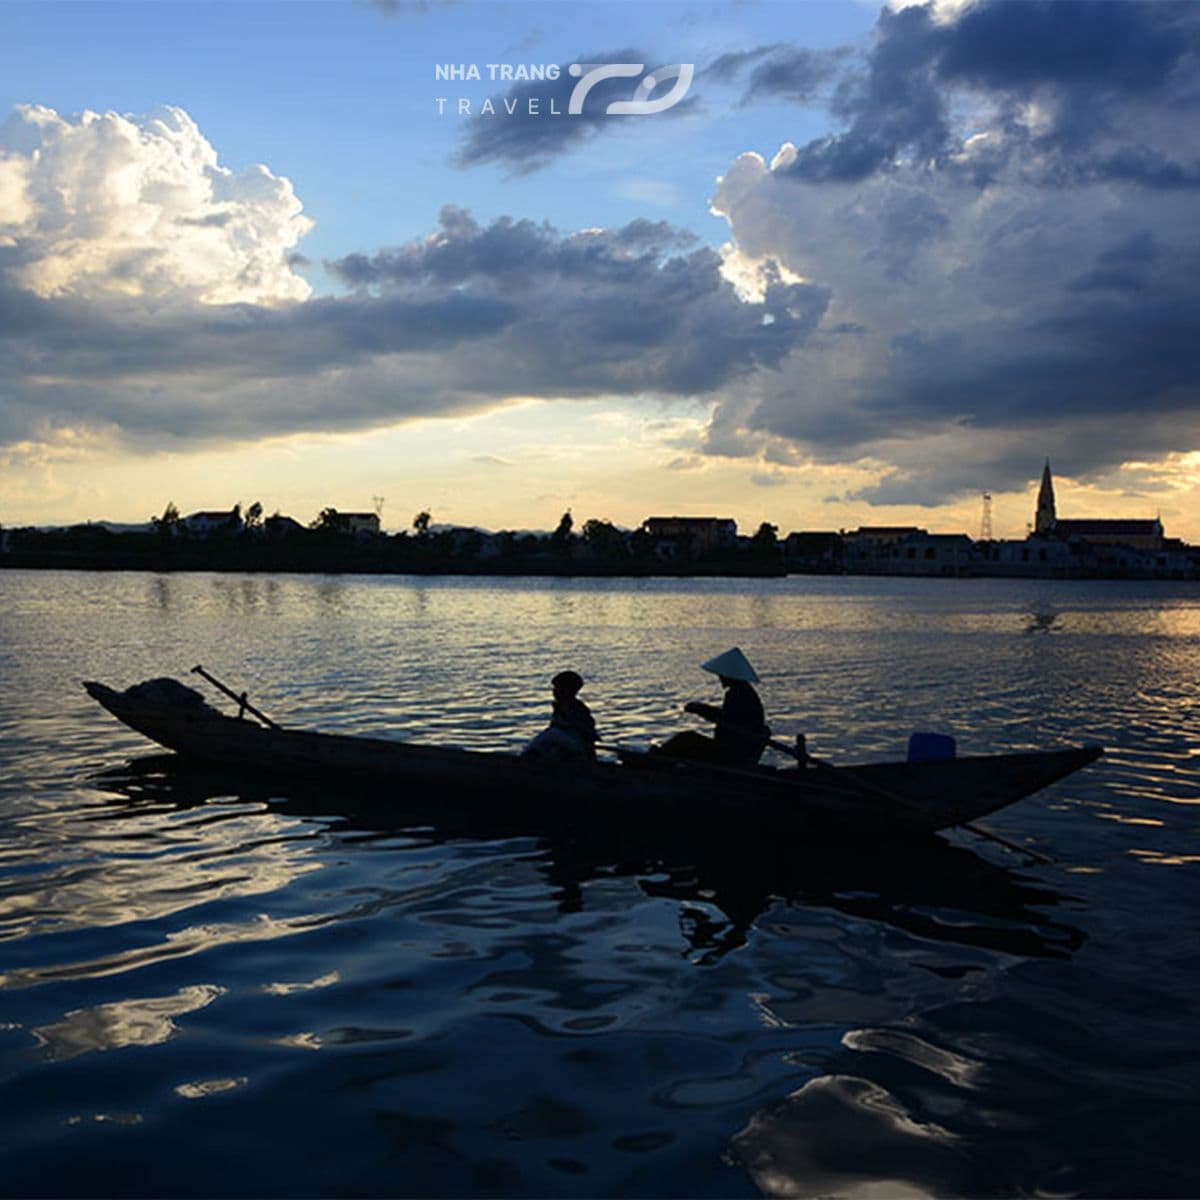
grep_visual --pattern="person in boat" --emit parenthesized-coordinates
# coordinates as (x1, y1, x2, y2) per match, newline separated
(656, 648, 769, 768)
(522, 670, 598, 762)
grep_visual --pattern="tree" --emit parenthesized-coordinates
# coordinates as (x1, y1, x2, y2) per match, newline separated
(551, 510, 574, 546)
(244, 501, 264, 531)
(581, 518, 627, 560)
(752, 522, 780, 557)
(629, 526, 655, 561)
(311, 507, 343, 533)
(413, 510, 431, 537)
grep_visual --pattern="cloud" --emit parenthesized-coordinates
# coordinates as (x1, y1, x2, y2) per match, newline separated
(749, 470, 788, 488)
(0, 180, 823, 452)
(709, 43, 848, 107)
(325, 206, 826, 397)
(453, 50, 699, 174)
(772, 0, 1200, 187)
(0, 151, 32, 228)
(699, 0, 1200, 505)
(361, 0, 441, 13)
(0, 105, 312, 305)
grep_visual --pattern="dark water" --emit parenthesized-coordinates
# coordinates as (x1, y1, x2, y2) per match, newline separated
(1, 570, 1198, 1197)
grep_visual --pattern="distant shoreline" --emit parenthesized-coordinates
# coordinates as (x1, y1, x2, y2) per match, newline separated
(0, 549, 786, 579)
(1, 550, 1194, 582)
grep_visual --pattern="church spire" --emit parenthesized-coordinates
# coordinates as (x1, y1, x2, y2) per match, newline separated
(1035, 458, 1057, 535)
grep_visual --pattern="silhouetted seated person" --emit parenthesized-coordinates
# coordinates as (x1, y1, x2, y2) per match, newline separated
(522, 670, 598, 762)
(656, 648, 769, 768)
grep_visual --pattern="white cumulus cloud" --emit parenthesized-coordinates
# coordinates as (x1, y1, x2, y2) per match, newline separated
(0, 104, 312, 306)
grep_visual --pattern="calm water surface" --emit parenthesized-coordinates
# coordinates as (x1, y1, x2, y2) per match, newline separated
(1, 570, 1198, 1197)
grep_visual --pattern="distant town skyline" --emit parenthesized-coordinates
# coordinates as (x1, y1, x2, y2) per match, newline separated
(19, 453, 1182, 553)
(2, 1, 1199, 541)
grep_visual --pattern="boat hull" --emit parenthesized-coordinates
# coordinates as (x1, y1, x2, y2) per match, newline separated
(83, 681, 1102, 837)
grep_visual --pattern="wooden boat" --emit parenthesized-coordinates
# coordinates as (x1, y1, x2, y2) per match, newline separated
(83, 678, 1103, 838)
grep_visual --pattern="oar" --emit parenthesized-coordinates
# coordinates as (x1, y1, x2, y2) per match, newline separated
(190, 664, 281, 729)
(689, 710, 1057, 866)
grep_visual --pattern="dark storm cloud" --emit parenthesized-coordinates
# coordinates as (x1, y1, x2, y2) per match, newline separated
(453, 50, 698, 174)
(330, 208, 698, 290)
(1067, 232, 1158, 294)
(879, 294, 1200, 432)
(0, 281, 517, 382)
(777, 5, 949, 183)
(773, 0, 1200, 186)
(0, 277, 522, 445)
(331, 207, 827, 395)
(726, 266, 1200, 503)
(743, 48, 845, 105)
(699, 0, 1200, 506)
(708, 44, 845, 106)
(934, 1, 1191, 94)
(0, 209, 824, 449)
(708, 44, 786, 84)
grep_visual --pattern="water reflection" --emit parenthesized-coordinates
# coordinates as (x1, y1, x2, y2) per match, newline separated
(32, 984, 224, 1061)
(730, 1074, 972, 1198)
(151, 574, 176, 612)
(1, 910, 329, 991)
(1024, 604, 1060, 635)
(175, 1077, 247, 1099)
(87, 756, 1085, 966)
(0, 791, 322, 943)
(6, 571, 1196, 1197)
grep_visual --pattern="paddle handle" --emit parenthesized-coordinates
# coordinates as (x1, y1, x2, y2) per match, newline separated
(191, 664, 280, 729)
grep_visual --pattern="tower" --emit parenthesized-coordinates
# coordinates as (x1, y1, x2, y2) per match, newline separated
(979, 492, 993, 541)
(1035, 459, 1056, 536)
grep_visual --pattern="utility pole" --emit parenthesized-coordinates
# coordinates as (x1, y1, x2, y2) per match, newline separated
(979, 492, 993, 541)
(372, 496, 385, 520)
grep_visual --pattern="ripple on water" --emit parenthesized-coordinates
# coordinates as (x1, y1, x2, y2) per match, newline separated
(0, 572, 1198, 1197)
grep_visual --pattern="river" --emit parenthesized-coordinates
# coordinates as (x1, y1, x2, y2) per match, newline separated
(0, 570, 1197, 1196)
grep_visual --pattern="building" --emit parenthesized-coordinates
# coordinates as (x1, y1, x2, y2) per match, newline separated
(893, 532, 977, 575)
(842, 526, 926, 572)
(640, 517, 737, 559)
(263, 514, 305, 539)
(1035, 461, 1165, 551)
(843, 525, 925, 547)
(1035, 459, 1056, 535)
(183, 509, 243, 537)
(783, 531, 842, 571)
(331, 512, 382, 536)
(979, 537, 1074, 576)
(1053, 518, 1164, 552)
(848, 530, 978, 576)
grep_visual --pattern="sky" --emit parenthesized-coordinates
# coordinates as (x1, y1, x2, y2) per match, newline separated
(1, 0, 1199, 540)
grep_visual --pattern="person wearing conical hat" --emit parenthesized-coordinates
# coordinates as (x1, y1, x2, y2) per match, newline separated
(656, 647, 769, 767)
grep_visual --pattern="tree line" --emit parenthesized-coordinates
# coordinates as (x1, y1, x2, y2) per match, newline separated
(3, 503, 784, 576)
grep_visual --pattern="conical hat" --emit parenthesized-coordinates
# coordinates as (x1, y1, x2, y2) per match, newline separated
(700, 647, 759, 682)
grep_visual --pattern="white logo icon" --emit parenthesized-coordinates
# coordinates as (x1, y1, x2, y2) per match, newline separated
(567, 63, 695, 116)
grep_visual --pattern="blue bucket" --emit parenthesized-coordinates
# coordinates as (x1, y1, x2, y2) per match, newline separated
(907, 731, 956, 762)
